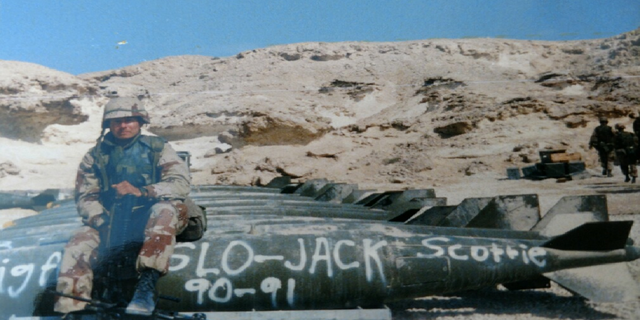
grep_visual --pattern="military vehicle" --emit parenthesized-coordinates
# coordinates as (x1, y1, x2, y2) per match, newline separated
(0, 178, 639, 319)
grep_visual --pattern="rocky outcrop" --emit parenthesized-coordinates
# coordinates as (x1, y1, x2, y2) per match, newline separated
(0, 161, 19, 178)
(0, 61, 98, 142)
(2, 29, 640, 190)
(70, 30, 639, 149)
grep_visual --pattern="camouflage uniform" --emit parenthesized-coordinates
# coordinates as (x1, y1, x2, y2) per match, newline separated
(614, 124, 638, 183)
(589, 120, 615, 176)
(633, 116, 640, 160)
(54, 131, 191, 313)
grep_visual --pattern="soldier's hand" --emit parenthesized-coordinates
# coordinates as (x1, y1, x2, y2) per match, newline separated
(111, 181, 143, 198)
(589, 145, 593, 150)
(96, 218, 110, 234)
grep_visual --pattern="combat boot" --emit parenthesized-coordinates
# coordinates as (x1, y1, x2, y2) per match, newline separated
(602, 169, 607, 176)
(125, 269, 161, 316)
(607, 170, 613, 177)
(633, 177, 637, 183)
(625, 175, 630, 182)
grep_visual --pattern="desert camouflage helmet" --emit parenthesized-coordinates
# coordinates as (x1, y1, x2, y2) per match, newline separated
(599, 116, 608, 123)
(102, 97, 150, 128)
(615, 123, 626, 130)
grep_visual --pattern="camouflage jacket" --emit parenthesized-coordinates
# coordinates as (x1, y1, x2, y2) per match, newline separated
(75, 133, 191, 229)
(614, 131, 639, 153)
(589, 124, 615, 150)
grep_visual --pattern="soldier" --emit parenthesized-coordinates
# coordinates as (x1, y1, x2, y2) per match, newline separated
(613, 123, 638, 183)
(54, 96, 191, 316)
(589, 117, 615, 177)
(633, 113, 640, 140)
(634, 113, 640, 159)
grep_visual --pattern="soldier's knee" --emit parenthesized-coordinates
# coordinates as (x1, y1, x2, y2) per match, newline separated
(149, 201, 178, 217)
(67, 226, 100, 246)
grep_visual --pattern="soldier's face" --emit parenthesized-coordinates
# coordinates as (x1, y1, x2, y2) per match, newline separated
(110, 117, 141, 140)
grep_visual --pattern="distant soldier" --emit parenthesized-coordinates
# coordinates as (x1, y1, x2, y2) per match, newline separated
(630, 112, 640, 162)
(589, 117, 615, 177)
(633, 113, 640, 140)
(613, 123, 638, 183)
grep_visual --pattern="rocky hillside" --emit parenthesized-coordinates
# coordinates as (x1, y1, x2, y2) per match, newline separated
(1, 28, 639, 197)
(2, 27, 640, 320)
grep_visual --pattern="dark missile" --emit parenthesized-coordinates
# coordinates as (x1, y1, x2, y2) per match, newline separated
(0, 189, 59, 211)
(0, 183, 638, 319)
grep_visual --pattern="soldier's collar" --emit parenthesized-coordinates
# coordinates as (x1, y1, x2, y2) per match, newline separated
(102, 132, 142, 148)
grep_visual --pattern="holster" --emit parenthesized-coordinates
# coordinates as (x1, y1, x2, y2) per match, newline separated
(176, 197, 206, 242)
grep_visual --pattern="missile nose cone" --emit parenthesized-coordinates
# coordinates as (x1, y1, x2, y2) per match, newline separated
(625, 246, 640, 261)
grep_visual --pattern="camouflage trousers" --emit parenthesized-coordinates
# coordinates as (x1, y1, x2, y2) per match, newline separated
(616, 151, 638, 178)
(54, 200, 188, 314)
(598, 149, 614, 172)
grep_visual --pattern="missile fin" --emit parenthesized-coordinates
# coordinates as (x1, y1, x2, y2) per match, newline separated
(544, 263, 640, 302)
(466, 194, 540, 230)
(31, 189, 59, 211)
(437, 197, 492, 227)
(263, 175, 292, 189)
(532, 195, 608, 235)
(542, 221, 633, 251)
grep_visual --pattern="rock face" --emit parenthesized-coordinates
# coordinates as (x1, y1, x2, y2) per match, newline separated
(1, 29, 639, 188)
(78, 29, 639, 144)
(0, 61, 99, 142)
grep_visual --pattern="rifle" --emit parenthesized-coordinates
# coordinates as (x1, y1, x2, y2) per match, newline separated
(94, 170, 154, 306)
(99, 170, 152, 280)
(598, 141, 612, 153)
(49, 289, 117, 311)
(49, 290, 208, 320)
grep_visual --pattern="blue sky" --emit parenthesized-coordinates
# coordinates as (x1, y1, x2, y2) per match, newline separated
(1, 0, 638, 75)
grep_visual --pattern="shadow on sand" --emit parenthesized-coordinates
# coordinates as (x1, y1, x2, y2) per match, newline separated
(387, 288, 619, 319)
